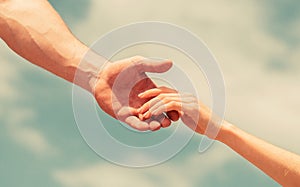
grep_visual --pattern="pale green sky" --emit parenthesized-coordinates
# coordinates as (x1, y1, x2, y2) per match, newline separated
(1, 0, 300, 186)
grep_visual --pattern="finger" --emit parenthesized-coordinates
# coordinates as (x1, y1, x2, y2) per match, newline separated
(149, 120, 161, 131)
(148, 114, 171, 130)
(138, 87, 177, 99)
(167, 110, 180, 121)
(138, 93, 181, 114)
(116, 107, 138, 121)
(138, 97, 161, 114)
(125, 116, 150, 131)
(159, 115, 172, 128)
(136, 59, 173, 73)
(138, 88, 162, 99)
(153, 102, 182, 116)
(148, 96, 182, 115)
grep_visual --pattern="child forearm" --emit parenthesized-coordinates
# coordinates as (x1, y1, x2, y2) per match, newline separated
(216, 121, 300, 186)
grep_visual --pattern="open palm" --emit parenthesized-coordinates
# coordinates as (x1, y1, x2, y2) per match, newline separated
(93, 56, 179, 131)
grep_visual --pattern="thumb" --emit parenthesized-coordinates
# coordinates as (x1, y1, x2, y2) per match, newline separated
(137, 58, 173, 73)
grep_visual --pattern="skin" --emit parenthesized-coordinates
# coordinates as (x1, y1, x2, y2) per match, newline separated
(2, 0, 298, 185)
(0, 0, 179, 131)
(138, 87, 300, 187)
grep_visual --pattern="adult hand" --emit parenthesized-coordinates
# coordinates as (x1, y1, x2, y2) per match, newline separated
(0, 1, 179, 131)
(93, 56, 179, 131)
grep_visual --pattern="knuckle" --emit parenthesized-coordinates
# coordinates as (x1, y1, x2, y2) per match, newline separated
(134, 60, 143, 69)
(163, 97, 170, 103)
(157, 95, 164, 100)
(175, 102, 182, 108)
(169, 101, 176, 106)
(132, 57, 145, 71)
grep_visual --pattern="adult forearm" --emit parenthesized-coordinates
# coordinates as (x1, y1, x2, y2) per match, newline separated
(0, 0, 102, 92)
(216, 121, 300, 186)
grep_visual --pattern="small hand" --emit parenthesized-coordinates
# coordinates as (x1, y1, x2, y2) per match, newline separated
(138, 87, 212, 134)
(93, 56, 179, 131)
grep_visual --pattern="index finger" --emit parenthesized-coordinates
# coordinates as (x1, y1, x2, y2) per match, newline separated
(138, 88, 162, 99)
(138, 86, 178, 99)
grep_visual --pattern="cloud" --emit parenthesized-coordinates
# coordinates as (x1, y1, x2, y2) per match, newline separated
(0, 0, 299, 186)
(52, 142, 233, 187)
(53, 163, 168, 187)
(75, 0, 300, 146)
(48, 0, 92, 25)
(53, 162, 189, 187)
(55, 0, 300, 185)
(5, 107, 59, 156)
(0, 41, 59, 157)
(0, 47, 20, 101)
(156, 0, 300, 150)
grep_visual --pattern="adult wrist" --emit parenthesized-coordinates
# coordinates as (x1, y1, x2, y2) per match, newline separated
(70, 47, 110, 93)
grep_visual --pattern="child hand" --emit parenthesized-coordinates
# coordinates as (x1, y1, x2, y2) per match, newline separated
(137, 87, 210, 134)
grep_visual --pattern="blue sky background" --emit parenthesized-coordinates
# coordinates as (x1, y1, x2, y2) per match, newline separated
(1, 0, 300, 186)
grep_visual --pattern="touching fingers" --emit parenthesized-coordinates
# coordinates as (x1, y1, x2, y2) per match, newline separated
(138, 88, 162, 99)
(147, 114, 171, 131)
(125, 116, 150, 131)
(144, 95, 182, 116)
(137, 87, 183, 126)
(152, 101, 182, 116)
(138, 86, 177, 99)
(149, 120, 161, 131)
(158, 114, 172, 128)
(138, 97, 162, 114)
(138, 93, 180, 115)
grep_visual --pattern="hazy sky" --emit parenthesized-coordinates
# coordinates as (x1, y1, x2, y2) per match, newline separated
(1, 0, 299, 186)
